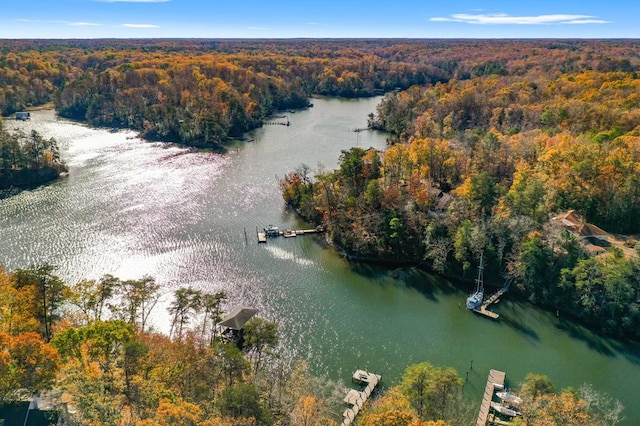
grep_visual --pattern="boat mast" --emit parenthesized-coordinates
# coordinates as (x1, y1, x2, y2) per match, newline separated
(475, 252, 484, 293)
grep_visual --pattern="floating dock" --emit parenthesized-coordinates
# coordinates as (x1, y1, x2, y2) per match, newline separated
(476, 369, 506, 426)
(342, 370, 381, 426)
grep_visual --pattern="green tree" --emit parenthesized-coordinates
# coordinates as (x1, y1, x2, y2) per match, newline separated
(168, 287, 202, 341)
(200, 291, 227, 345)
(520, 373, 555, 400)
(399, 362, 463, 422)
(502, 165, 547, 223)
(338, 147, 366, 196)
(469, 170, 499, 218)
(68, 274, 120, 325)
(389, 217, 403, 256)
(560, 250, 639, 335)
(363, 179, 382, 209)
(242, 318, 279, 374)
(218, 383, 273, 425)
(112, 276, 160, 332)
(13, 264, 68, 342)
(516, 233, 553, 303)
(220, 343, 249, 386)
(453, 219, 474, 274)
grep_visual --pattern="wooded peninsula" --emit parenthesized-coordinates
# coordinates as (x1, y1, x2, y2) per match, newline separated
(1, 38, 639, 425)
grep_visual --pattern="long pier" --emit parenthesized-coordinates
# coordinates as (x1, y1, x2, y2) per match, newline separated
(265, 120, 290, 126)
(342, 370, 381, 426)
(257, 225, 325, 243)
(473, 277, 513, 319)
(476, 369, 506, 426)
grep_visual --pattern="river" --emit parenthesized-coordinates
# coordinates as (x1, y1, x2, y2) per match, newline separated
(1, 97, 639, 424)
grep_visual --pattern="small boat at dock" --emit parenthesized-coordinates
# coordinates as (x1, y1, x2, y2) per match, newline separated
(264, 225, 279, 236)
(496, 391, 523, 406)
(283, 230, 297, 237)
(491, 402, 520, 417)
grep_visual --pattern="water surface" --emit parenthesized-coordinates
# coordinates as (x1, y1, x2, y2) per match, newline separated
(1, 98, 639, 424)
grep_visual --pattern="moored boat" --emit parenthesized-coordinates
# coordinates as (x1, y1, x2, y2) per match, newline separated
(466, 290, 483, 310)
(496, 391, 523, 405)
(264, 225, 279, 236)
(491, 402, 520, 417)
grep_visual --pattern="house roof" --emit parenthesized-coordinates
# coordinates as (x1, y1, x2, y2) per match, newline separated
(553, 210, 608, 238)
(554, 209, 583, 228)
(427, 187, 453, 210)
(219, 306, 258, 330)
(579, 223, 609, 237)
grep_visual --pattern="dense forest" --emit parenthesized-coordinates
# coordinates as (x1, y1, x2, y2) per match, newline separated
(0, 39, 438, 147)
(0, 119, 66, 192)
(274, 40, 640, 339)
(3, 39, 640, 148)
(0, 266, 623, 425)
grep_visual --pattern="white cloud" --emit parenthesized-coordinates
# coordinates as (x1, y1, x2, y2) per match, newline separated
(430, 13, 609, 25)
(565, 19, 609, 25)
(16, 18, 41, 22)
(122, 23, 160, 28)
(68, 22, 102, 26)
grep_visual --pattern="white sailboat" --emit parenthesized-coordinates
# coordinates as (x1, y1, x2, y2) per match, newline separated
(466, 253, 484, 310)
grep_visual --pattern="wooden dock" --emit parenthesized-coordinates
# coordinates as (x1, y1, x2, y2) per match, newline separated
(257, 225, 325, 243)
(342, 370, 381, 426)
(265, 120, 290, 126)
(473, 278, 513, 319)
(476, 369, 506, 426)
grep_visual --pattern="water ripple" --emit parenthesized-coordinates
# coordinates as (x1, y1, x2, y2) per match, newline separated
(2, 105, 639, 425)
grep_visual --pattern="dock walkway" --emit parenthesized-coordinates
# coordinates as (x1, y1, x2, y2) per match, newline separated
(342, 370, 381, 426)
(257, 225, 325, 243)
(476, 369, 506, 426)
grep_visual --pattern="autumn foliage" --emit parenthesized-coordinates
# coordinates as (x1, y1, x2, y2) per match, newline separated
(1, 38, 637, 422)
(278, 40, 640, 339)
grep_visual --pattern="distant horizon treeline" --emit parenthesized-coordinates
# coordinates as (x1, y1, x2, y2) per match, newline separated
(3, 38, 640, 147)
(1, 38, 437, 147)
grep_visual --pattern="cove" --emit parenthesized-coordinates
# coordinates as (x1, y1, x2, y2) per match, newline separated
(1, 97, 639, 424)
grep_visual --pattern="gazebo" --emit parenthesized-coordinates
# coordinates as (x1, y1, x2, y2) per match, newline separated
(219, 306, 258, 330)
(218, 306, 258, 344)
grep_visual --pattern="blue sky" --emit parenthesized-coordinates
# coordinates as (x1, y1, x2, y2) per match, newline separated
(1, 0, 637, 39)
